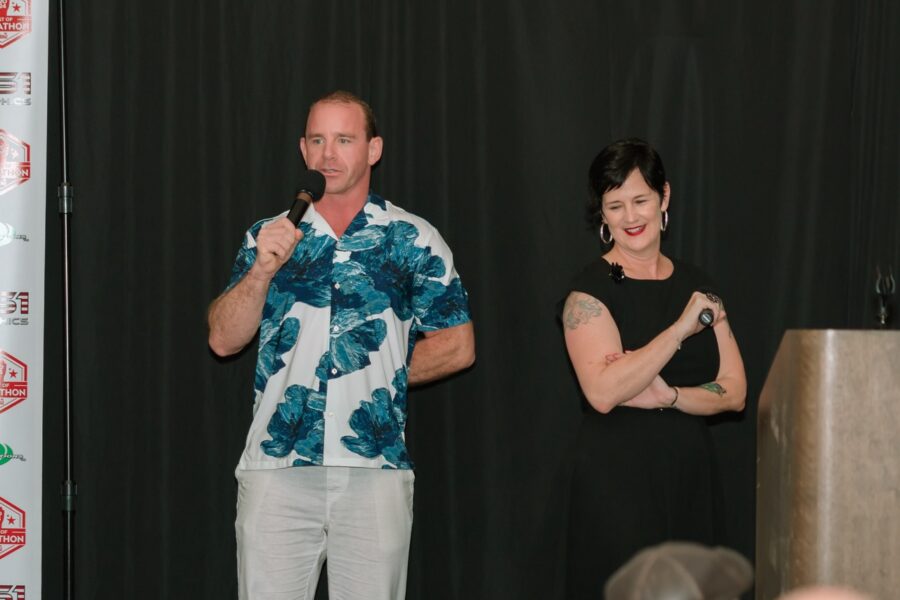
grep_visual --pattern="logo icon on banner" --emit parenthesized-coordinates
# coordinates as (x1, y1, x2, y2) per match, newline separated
(0, 131, 30, 196)
(0, 292, 28, 326)
(0, 0, 31, 49)
(0, 223, 29, 248)
(0, 585, 25, 600)
(0, 351, 27, 414)
(0, 443, 24, 466)
(0, 497, 26, 560)
(0, 72, 31, 107)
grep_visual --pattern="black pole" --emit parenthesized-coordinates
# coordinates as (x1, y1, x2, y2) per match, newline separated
(56, 0, 77, 598)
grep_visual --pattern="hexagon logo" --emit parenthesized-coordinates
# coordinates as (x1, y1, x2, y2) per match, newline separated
(0, 131, 30, 196)
(0, 0, 31, 49)
(0, 350, 27, 414)
(0, 496, 26, 560)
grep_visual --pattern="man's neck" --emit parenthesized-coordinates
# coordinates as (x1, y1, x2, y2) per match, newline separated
(316, 191, 369, 238)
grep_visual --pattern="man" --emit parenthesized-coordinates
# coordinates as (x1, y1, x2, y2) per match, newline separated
(208, 90, 475, 599)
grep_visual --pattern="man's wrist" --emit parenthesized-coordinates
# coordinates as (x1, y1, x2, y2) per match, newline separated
(246, 263, 275, 285)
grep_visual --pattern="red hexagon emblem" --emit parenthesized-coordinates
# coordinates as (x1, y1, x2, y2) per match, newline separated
(0, 496, 26, 560)
(0, 350, 27, 414)
(0, 131, 29, 196)
(0, 0, 31, 49)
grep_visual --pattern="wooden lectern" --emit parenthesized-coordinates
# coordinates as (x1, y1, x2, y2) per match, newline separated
(757, 330, 900, 598)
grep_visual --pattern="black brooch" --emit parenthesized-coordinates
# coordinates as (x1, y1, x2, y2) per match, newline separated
(609, 262, 625, 283)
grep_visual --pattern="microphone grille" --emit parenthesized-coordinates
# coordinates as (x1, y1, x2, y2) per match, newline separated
(296, 169, 326, 201)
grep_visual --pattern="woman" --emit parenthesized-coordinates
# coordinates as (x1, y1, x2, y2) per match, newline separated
(560, 138, 746, 599)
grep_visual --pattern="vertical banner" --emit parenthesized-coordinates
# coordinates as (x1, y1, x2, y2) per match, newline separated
(0, 0, 47, 597)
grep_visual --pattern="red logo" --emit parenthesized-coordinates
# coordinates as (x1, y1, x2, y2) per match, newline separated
(0, 73, 29, 95)
(0, 292, 27, 314)
(0, 0, 30, 49)
(0, 585, 25, 600)
(0, 497, 25, 560)
(0, 131, 29, 196)
(0, 73, 30, 107)
(0, 351, 26, 414)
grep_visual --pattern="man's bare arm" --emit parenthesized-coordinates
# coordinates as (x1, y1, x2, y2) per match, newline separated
(207, 269, 272, 356)
(208, 218, 301, 357)
(407, 321, 475, 385)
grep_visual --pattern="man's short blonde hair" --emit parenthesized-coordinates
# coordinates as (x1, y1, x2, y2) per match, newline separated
(311, 90, 378, 140)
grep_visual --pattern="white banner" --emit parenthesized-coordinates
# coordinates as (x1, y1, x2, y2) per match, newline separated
(0, 0, 47, 597)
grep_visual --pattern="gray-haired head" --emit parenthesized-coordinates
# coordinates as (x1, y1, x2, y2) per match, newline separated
(604, 542, 753, 600)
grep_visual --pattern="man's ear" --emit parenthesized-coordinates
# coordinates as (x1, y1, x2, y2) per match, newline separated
(368, 136, 383, 166)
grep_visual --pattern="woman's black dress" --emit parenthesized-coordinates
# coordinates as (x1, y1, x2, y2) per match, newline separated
(563, 257, 725, 599)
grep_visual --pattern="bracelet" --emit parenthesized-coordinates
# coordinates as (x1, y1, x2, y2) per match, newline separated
(669, 386, 679, 407)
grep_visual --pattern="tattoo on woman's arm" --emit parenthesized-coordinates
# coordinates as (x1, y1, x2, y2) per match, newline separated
(700, 382, 726, 396)
(563, 296, 603, 330)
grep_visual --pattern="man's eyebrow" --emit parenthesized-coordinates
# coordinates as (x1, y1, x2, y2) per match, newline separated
(305, 132, 358, 139)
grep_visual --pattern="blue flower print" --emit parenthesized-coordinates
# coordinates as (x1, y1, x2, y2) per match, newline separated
(255, 316, 299, 393)
(414, 252, 448, 281)
(253, 229, 339, 393)
(315, 315, 387, 380)
(254, 284, 304, 393)
(276, 226, 336, 309)
(414, 276, 470, 330)
(261, 384, 325, 465)
(341, 385, 412, 469)
(340, 221, 445, 321)
(332, 314, 388, 373)
(226, 244, 256, 289)
(390, 367, 408, 429)
(336, 221, 385, 252)
(332, 261, 391, 316)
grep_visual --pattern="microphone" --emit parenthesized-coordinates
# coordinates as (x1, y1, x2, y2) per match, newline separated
(286, 169, 326, 226)
(697, 289, 720, 327)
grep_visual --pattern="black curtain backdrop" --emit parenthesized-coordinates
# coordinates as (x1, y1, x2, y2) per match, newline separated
(41, 1, 900, 598)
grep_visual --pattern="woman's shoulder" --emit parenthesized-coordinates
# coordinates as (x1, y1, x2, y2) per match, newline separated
(566, 257, 620, 302)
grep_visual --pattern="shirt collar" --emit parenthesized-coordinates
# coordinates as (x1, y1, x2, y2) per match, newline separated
(306, 192, 389, 239)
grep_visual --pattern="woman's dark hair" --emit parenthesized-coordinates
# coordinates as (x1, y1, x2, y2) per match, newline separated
(586, 138, 667, 230)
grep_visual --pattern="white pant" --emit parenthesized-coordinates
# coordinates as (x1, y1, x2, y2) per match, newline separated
(236, 466, 415, 600)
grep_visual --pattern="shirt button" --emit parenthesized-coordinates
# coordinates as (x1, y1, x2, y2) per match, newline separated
(327, 412, 334, 418)
(331, 368, 338, 375)
(334, 283, 340, 289)
(332, 325, 339, 332)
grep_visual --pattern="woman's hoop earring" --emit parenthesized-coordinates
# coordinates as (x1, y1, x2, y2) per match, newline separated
(600, 223, 612, 244)
(660, 210, 669, 232)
